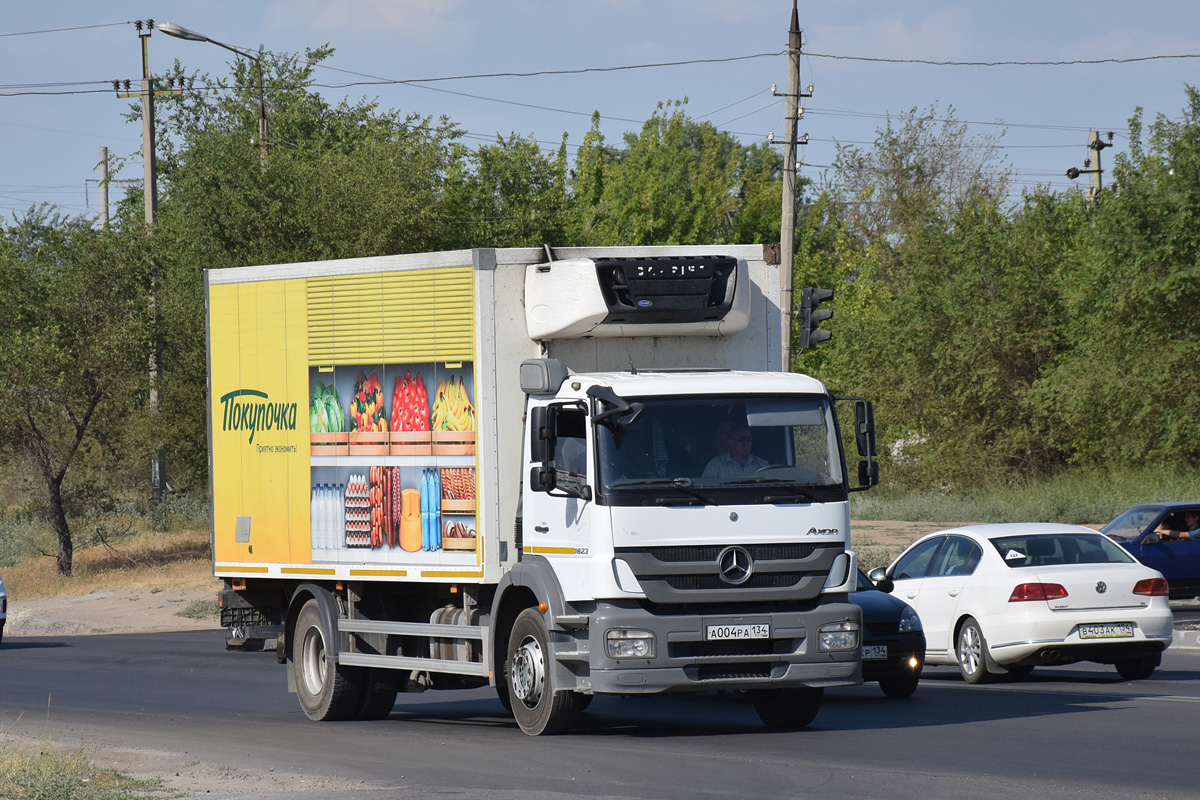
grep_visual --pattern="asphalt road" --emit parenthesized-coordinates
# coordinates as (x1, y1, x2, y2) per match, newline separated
(3, 629, 1199, 800)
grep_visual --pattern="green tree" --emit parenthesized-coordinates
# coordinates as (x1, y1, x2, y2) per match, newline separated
(1042, 87, 1200, 468)
(0, 209, 151, 576)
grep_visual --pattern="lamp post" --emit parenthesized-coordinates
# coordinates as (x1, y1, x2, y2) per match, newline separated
(159, 22, 269, 164)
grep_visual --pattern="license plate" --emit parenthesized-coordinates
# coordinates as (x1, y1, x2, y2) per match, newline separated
(862, 645, 888, 660)
(706, 623, 770, 640)
(1078, 622, 1134, 640)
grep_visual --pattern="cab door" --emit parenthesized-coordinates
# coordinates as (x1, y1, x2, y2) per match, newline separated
(524, 403, 593, 577)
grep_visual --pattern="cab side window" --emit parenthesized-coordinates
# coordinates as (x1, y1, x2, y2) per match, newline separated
(892, 537, 943, 581)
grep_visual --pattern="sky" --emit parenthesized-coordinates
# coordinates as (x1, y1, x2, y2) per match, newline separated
(3, 1, 1200, 224)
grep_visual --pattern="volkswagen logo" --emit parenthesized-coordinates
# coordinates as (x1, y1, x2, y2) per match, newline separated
(718, 546, 753, 585)
(1095, 581, 1107, 594)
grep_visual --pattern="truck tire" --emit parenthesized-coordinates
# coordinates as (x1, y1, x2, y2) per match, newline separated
(294, 599, 362, 721)
(506, 608, 579, 735)
(354, 668, 402, 720)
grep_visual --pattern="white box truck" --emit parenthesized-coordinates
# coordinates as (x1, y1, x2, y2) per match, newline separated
(206, 244, 878, 734)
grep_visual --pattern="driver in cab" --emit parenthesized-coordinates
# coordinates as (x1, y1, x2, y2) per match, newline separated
(702, 422, 768, 478)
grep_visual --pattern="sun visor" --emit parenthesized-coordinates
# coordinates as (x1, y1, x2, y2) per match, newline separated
(524, 255, 750, 340)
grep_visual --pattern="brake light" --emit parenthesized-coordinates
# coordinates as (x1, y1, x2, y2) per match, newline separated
(1009, 582, 1069, 602)
(1133, 577, 1169, 596)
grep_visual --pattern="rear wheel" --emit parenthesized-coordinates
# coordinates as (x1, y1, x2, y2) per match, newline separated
(506, 608, 579, 735)
(751, 687, 823, 728)
(956, 617, 994, 684)
(878, 672, 920, 699)
(294, 599, 363, 720)
(354, 668, 402, 719)
(1115, 655, 1159, 681)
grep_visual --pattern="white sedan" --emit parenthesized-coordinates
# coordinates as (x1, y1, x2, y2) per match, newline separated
(869, 523, 1173, 683)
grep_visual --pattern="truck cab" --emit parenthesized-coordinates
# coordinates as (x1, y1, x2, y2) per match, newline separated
(501, 363, 870, 732)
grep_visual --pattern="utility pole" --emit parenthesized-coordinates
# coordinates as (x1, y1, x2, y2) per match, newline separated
(774, 0, 811, 371)
(114, 20, 181, 508)
(1065, 130, 1113, 202)
(99, 147, 109, 229)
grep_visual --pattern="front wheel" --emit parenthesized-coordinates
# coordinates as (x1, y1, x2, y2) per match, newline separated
(878, 672, 920, 699)
(956, 617, 994, 684)
(506, 608, 579, 735)
(1115, 655, 1159, 681)
(294, 599, 363, 721)
(751, 687, 823, 729)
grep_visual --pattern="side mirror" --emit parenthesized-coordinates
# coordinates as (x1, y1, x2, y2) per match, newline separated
(1142, 532, 1161, 545)
(854, 400, 877, 458)
(867, 567, 894, 594)
(529, 405, 555, 465)
(858, 459, 879, 488)
(529, 465, 557, 493)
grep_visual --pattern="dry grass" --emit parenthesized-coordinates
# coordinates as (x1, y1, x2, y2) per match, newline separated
(3, 531, 217, 601)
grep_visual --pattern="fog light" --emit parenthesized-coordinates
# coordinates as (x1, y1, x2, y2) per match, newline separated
(606, 629, 655, 659)
(818, 620, 859, 652)
(907, 656, 920, 669)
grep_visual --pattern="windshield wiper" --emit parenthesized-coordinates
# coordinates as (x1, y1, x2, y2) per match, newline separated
(719, 477, 819, 503)
(607, 477, 717, 506)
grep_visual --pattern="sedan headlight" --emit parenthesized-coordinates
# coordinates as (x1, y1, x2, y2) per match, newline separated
(818, 620, 860, 652)
(606, 629, 656, 659)
(898, 605, 922, 633)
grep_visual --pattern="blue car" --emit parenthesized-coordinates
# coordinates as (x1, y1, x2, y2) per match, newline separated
(1101, 502, 1200, 599)
(851, 570, 926, 698)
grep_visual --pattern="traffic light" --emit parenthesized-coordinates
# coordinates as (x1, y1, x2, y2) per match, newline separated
(798, 286, 833, 350)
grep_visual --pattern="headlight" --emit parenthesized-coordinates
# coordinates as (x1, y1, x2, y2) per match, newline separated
(818, 620, 859, 652)
(898, 605, 922, 633)
(606, 629, 656, 659)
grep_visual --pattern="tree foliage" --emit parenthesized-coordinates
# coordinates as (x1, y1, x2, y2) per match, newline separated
(0, 209, 151, 575)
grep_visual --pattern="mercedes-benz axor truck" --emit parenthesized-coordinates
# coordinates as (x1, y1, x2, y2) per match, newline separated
(206, 244, 878, 734)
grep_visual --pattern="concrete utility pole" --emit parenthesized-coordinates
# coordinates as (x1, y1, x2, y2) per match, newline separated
(99, 147, 109, 229)
(114, 20, 181, 508)
(775, 0, 811, 372)
(1065, 130, 1113, 202)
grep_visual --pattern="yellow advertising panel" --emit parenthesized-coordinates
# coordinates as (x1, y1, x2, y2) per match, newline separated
(212, 265, 479, 576)
(210, 279, 310, 565)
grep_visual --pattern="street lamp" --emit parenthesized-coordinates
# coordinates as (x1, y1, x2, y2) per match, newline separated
(159, 22, 269, 163)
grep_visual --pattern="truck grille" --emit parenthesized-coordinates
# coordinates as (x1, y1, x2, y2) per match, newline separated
(615, 543, 842, 604)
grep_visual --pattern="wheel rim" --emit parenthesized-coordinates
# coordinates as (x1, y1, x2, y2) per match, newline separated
(511, 635, 545, 708)
(959, 625, 982, 676)
(301, 625, 327, 696)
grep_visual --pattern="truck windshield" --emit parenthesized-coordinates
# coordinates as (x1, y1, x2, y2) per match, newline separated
(595, 394, 845, 505)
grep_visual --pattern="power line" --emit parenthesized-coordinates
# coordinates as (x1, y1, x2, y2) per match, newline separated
(806, 51, 1200, 67)
(0, 21, 130, 38)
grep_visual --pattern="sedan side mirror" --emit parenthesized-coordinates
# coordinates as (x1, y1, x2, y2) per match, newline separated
(868, 566, 894, 594)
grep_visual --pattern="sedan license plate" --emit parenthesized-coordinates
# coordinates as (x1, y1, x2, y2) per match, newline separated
(706, 623, 770, 641)
(862, 645, 888, 660)
(1078, 622, 1134, 640)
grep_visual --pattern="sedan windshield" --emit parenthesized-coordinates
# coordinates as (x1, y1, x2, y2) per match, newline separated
(989, 533, 1134, 568)
(596, 394, 845, 504)
(1100, 507, 1163, 540)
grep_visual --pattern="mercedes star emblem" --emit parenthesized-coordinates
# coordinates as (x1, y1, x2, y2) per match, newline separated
(718, 546, 753, 585)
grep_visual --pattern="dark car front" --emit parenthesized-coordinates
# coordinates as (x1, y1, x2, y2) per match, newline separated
(851, 571, 926, 698)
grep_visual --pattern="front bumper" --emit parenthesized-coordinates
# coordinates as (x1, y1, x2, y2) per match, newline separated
(579, 600, 862, 695)
(861, 633, 926, 683)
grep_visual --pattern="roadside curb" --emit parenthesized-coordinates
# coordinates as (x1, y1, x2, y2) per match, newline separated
(1173, 629, 1200, 650)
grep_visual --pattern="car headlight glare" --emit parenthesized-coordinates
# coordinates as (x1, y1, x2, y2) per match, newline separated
(818, 620, 860, 652)
(606, 629, 655, 659)
(898, 605, 922, 633)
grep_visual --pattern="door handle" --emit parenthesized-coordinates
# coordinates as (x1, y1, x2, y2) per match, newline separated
(534, 524, 549, 533)
(948, 589, 960, 597)
(905, 592, 917, 600)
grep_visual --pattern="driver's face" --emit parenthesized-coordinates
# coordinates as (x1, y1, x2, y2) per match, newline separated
(730, 429, 752, 454)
